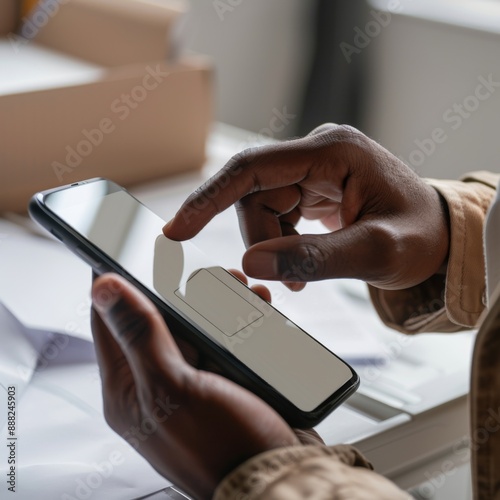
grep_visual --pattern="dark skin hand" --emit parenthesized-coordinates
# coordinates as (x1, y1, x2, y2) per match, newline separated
(92, 125, 451, 498)
(91, 271, 322, 500)
(163, 124, 450, 292)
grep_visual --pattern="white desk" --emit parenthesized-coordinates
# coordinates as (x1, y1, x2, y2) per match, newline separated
(0, 124, 474, 499)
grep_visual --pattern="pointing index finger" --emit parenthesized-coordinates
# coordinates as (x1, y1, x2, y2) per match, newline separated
(162, 141, 312, 241)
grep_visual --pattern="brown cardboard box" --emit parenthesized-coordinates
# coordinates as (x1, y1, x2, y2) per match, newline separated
(0, 0, 213, 212)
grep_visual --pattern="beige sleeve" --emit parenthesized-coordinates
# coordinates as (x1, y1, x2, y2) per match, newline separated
(214, 444, 410, 500)
(369, 171, 499, 334)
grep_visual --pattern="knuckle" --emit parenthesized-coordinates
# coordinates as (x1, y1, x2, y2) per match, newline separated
(308, 122, 338, 136)
(335, 124, 362, 139)
(311, 123, 366, 149)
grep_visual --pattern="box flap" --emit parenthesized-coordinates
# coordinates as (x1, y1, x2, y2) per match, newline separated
(27, 0, 187, 67)
(0, 57, 213, 212)
(98, 54, 213, 83)
(74, 0, 185, 20)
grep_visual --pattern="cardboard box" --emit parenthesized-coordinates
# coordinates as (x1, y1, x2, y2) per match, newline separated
(0, 0, 213, 213)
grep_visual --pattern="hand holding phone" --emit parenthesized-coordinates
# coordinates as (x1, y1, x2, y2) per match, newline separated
(91, 271, 309, 499)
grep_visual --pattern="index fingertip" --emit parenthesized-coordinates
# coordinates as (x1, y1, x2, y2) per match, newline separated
(162, 218, 186, 241)
(162, 213, 200, 241)
(162, 219, 175, 238)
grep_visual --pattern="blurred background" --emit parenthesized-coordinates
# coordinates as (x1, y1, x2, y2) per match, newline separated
(3, 0, 499, 207)
(184, 0, 500, 180)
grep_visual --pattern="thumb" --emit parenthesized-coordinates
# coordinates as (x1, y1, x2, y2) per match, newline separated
(242, 222, 394, 284)
(92, 274, 188, 386)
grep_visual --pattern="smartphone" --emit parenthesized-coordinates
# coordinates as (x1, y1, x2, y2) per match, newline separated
(29, 178, 359, 427)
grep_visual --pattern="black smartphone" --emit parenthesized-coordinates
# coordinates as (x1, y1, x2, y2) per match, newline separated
(29, 178, 359, 427)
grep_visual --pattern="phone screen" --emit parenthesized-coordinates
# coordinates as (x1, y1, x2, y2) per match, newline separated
(43, 180, 354, 412)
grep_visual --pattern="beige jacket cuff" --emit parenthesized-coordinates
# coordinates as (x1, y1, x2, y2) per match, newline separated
(213, 444, 372, 500)
(369, 171, 498, 334)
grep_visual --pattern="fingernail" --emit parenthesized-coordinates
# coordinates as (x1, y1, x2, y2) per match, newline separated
(92, 281, 121, 314)
(244, 251, 278, 278)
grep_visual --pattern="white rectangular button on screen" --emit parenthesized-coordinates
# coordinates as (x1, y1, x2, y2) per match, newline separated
(174, 269, 263, 337)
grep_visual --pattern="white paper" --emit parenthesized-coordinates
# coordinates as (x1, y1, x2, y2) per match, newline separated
(0, 303, 38, 429)
(5, 364, 172, 499)
(0, 302, 172, 499)
(0, 219, 93, 340)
